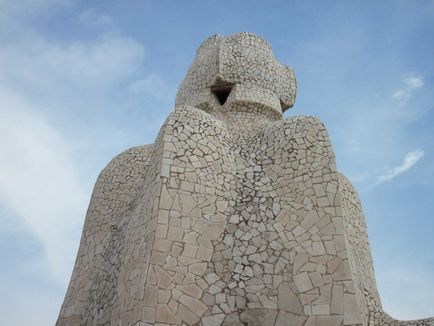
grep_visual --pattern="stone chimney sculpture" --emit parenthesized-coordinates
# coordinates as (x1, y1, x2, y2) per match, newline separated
(57, 32, 434, 326)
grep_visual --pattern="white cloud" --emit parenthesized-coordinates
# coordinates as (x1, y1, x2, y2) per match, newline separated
(76, 9, 112, 27)
(407, 76, 424, 89)
(0, 16, 149, 287)
(392, 75, 424, 100)
(378, 149, 424, 183)
(0, 34, 145, 90)
(128, 74, 172, 102)
(0, 88, 87, 284)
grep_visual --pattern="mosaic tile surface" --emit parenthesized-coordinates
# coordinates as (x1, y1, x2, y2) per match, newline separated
(57, 32, 434, 326)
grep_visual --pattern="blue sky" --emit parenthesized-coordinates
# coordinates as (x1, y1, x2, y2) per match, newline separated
(0, 0, 433, 324)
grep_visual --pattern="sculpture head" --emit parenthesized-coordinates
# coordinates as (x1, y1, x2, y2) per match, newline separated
(175, 32, 296, 117)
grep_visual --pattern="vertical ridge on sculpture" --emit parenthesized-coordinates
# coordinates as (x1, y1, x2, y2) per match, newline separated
(57, 32, 434, 326)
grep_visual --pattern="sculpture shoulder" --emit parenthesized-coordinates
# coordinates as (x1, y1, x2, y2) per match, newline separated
(93, 144, 153, 197)
(282, 115, 328, 135)
(337, 172, 369, 224)
(337, 172, 361, 205)
(84, 144, 154, 229)
(338, 172, 354, 189)
(100, 144, 153, 178)
(264, 115, 332, 151)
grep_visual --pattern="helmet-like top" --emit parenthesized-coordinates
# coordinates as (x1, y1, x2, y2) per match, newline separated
(175, 32, 296, 115)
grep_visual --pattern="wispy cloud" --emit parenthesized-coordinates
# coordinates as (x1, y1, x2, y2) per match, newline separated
(0, 34, 145, 91)
(392, 75, 424, 100)
(0, 5, 165, 324)
(0, 89, 87, 284)
(128, 74, 173, 102)
(377, 149, 424, 183)
(0, 15, 148, 286)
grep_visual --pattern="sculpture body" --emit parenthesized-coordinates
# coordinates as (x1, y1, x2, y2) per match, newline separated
(57, 33, 434, 326)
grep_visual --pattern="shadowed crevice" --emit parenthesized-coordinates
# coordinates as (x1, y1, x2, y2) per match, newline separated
(211, 84, 234, 105)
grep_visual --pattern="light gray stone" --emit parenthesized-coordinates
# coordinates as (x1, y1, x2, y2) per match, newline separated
(277, 283, 302, 314)
(56, 32, 433, 326)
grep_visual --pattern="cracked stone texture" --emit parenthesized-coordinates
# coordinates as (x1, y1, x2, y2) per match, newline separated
(56, 32, 434, 326)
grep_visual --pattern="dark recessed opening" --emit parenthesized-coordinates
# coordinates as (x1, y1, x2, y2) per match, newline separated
(211, 84, 233, 105)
